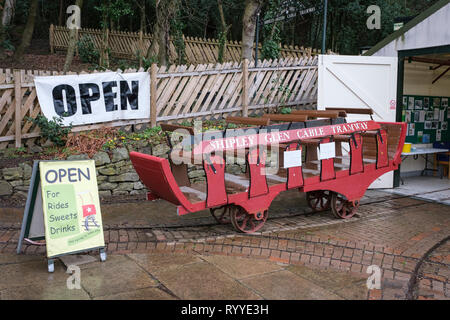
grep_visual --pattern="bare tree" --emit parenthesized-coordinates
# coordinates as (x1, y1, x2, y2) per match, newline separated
(13, 0, 38, 61)
(241, 0, 264, 61)
(146, 0, 178, 66)
(63, 0, 83, 72)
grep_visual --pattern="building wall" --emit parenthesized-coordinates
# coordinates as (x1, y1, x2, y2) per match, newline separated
(373, 4, 450, 57)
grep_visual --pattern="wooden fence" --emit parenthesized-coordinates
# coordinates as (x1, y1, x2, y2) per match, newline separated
(50, 25, 323, 65)
(0, 56, 318, 149)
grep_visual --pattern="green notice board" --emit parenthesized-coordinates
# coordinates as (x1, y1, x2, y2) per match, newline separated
(401, 95, 450, 144)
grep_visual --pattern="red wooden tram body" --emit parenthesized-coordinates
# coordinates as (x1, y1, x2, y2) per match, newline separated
(130, 118, 407, 233)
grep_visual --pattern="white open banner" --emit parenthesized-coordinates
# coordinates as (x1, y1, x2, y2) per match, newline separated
(34, 72, 150, 126)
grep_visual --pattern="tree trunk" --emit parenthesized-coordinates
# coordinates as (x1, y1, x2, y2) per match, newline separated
(217, 0, 230, 63)
(58, 0, 65, 26)
(139, 1, 146, 33)
(13, 0, 38, 61)
(2, 0, 15, 26)
(0, 0, 5, 45)
(146, 0, 178, 66)
(241, 0, 263, 61)
(63, 0, 83, 72)
(99, 0, 109, 67)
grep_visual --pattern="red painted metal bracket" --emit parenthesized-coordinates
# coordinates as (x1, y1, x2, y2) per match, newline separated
(203, 155, 228, 208)
(350, 133, 363, 175)
(376, 129, 389, 169)
(247, 148, 269, 198)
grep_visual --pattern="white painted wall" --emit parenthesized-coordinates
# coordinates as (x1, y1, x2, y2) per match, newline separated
(373, 4, 450, 56)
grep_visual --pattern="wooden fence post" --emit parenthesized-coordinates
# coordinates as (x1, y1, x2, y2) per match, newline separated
(14, 70, 22, 148)
(150, 63, 157, 127)
(139, 30, 143, 68)
(105, 28, 110, 66)
(50, 24, 54, 54)
(242, 59, 249, 117)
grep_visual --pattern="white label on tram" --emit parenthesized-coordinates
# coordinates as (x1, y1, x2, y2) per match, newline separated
(319, 142, 336, 160)
(283, 150, 302, 168)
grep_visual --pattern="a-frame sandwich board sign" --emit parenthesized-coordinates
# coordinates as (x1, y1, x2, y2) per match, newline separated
(17, 160, 107, 272)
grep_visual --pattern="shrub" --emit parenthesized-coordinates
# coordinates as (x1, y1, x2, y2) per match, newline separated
(77, 36, 99, 64)
(26, 115, 72, 147)
(281, 107, 292, 114)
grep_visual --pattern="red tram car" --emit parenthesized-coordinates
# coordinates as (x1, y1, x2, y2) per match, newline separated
(130, 114, 406, 233)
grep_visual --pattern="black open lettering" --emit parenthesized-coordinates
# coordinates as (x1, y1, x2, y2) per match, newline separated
(52, 84, 77, 117)
(120, 80, 139, 110)
(79, 83, 100, 114)
(102, 81, 118, 112)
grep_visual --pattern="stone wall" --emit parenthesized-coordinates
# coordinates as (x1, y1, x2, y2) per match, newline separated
(0, 142, 254, 202)
(0, 143, 172, 200)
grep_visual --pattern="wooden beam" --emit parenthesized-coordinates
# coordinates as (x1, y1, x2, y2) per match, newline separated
(242, 59, 249, 117)
(150, 63, 157, 127)
(432, 67, 450, 84)
(14, 71, 22, 148)
(410, 57, 450, 67)
(262, 114, 309, 122)
(325, 107, 374, 115)
(226, 116, 270, 126)
(291, 110, 340, 118)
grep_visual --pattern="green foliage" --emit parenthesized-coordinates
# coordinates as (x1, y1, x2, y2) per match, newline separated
(1, 39, 14, 51)
(77, 36, 99, 64)
(261, 39, 280, 61)
(171, 9, 186, 65)
(142, 56, 158, 70)
(7, 0, 443, 63)
(26, 115, 72, 147)
(280, 107, 291, 114)
(261, 0, 281, 60)
(217, 29, 227, 63)
(95, 0, 133, 30)
(3, 147, 27, 159)
(180, 120, 192, 127)
(102, 126, 164, 150)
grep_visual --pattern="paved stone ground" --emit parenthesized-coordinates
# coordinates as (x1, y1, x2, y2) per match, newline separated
(0, 252, 370, 300)
(0, 188, 449, 300)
